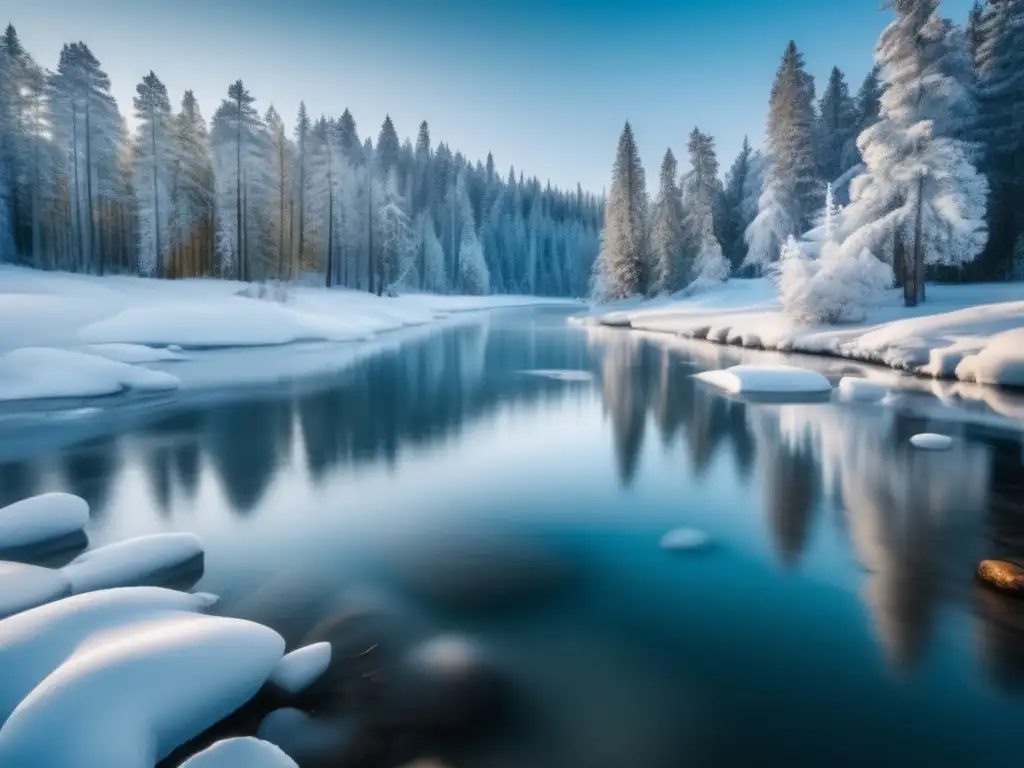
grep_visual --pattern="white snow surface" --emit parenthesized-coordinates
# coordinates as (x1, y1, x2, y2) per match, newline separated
(0, 613, 285, 768)
(179, 738, 298, 768)
(0, 265, 576, 404)
(0, 587, 217, 724)
(695, 364, 833, 395)
(581, 279, 1024, 387)
(910, 433, 954, 450)
(659, 528, 712, 551)
(520, 369, 595, 382)
(837, 377, 890, 402)
(0, 563, 71, 620)
(0, 347, 180, 402)
(62, 533, 204, 594)
(268, 642, 332, 695)
(0, 493, 89, 551)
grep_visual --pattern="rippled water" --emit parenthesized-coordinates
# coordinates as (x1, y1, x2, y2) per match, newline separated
(4, 306, 1024, 767)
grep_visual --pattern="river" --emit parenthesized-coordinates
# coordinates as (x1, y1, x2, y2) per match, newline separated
(3, 306, 1024, 767)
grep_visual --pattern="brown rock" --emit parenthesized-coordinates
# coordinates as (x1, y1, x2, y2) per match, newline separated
(977, 559, 1024, 595)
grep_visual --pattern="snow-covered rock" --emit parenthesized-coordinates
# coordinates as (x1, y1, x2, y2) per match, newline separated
(0, 562, 71, 619)
(659, 528, 713, 551)
(268, 642, 332, 696)
(910, 433, 954, 451)
(0, 347, 179, 403)
(0, 613, 285, 768)
(520, 369, 594, 382)
(694, 364, 832, 396)
(62, 533, 204, 594)
(955, 328, 1024, 388)
(179, 738, 298, 768)
(0, 586, 217, 724)
(86, 343, 185, 364)
(837, 376, 889, 402)
(0, 493, 89, 551)
(79, 300, 369, 348)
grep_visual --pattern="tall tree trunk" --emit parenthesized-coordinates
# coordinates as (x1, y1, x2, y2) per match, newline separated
(297, 142, 305, 275)
(367, 169, 374, 294)
(235, 101, 243, 281)
(326, 146, 334, 288)
(84, 98, 98, 275)
(150, 105, 161, 277)
(71, 103, 84, 271)
(31, 130, 41, 268)
(908, 172, 925, 307)
(278, 133, 285, 280)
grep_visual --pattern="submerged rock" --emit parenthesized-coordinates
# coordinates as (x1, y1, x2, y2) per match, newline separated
(257, 708, 357, 766)
(977, 560, 1024, 595)
(385, 634, 505, 733)
(659, 528, 712, 552)
(179, 737, 297, 768)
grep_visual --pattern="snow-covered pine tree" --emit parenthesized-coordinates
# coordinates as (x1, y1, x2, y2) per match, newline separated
(817, 67, 859, 185)
(722, 137, 753, 270)
(840, 0, 988, 305)
(683, 127, 728, 286)
(292, 102, 310, 276)
(263, 106, 292, 280)
(599, 121, 649, 300)
(649, 148, 686, 293)
(854, 66, 884, 137)
(966, 1, 985, 70)
(172, 90, 213, 276)
(975, 0, 1024, 278)
(132, 71, 173, 276)
(455, 170, 488, 295)
(415, 210, 446, 292)
(210, 79, 263, 280)
(744, 41, 820, 271)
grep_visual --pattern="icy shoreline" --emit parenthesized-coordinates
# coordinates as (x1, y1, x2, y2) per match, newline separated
(577, 279, 1024, 389)
(0, 266, 579, 407)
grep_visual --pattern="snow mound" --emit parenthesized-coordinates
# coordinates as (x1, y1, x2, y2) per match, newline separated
(0, 613, 286, 768)
(0, 587, 217, 724)
(520, 369, 594, 382)
(0, 493, 89, 551)
(955, 328, 1024, 388)
(79, 299, 369, 349)
(62, 533, 204, 594)
(86, 343, 184, 364)
(694, 365, 832, 395)
(910, 433, 954, 451)
(268, 642, 332, 695)
(0, 347, 179, 402)
(180, 738, 298, 768)
(0, 562, 71, 620)
(837, 377, 889, 402)
(659, 528, 713, 551)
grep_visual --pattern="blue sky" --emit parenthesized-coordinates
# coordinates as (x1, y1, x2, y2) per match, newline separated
(10, 0, 975, 194)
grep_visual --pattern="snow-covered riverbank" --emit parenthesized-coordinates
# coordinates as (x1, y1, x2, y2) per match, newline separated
(0, 266, 579, 405)
(576, 279, 1024, 388)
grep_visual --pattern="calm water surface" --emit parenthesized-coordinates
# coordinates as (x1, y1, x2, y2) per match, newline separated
(4, 306, 1024, 767)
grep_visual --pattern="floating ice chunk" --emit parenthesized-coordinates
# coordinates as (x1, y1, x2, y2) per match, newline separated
(268, 642, 332, 696)
(837, 377, 889, 402)
(62, 533, 204, 594)
(0, 493, 89, 552)
(0, 562, 71, 620)
(520, 369, 594, 382)
(910, 433, 954, 451)
(0, 587, 217, 724)
(179, 738, 298, 768)
(0, 613, 285, 768)
(86, 343, 184, 364)
(659, 528, 713, 551)
(695, 364, 832, 395)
